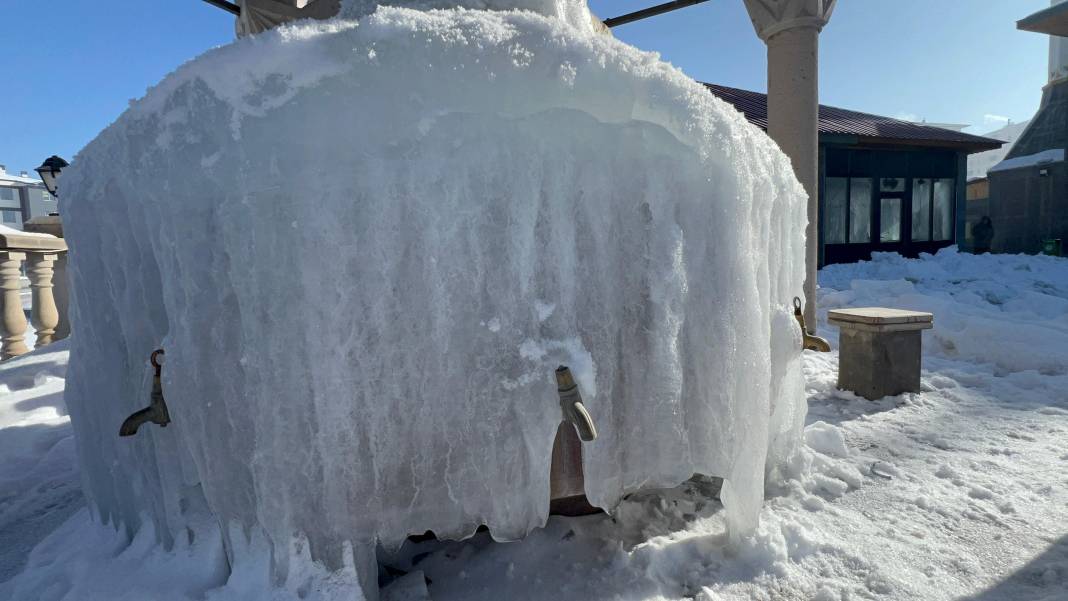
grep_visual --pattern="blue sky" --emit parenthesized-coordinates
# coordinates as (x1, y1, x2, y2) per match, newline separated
(0, 0, 1053, 176)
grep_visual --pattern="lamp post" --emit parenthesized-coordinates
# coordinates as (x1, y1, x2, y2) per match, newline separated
(34, 155, 69, 198)
(26, 156, 71, 342)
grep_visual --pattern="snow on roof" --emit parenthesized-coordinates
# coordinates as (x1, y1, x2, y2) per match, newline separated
(988, 148, 1065, 173)
(704, 84, 1004, 153)
(0, 167, 44, 187)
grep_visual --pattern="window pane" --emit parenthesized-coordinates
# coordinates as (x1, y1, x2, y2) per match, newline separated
(0, 187, 19, 209)
(880, 197, 902, 242)
(880, 177, 905, 192)
(912, 179, 931, 242)
(933, 179, 954, 241)
(849, 178, 872, 243)
(824, 178, 847, 244)
(2, 210, 18, 224)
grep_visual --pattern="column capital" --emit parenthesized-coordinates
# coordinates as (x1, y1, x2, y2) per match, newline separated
(743, 0, 836, 41)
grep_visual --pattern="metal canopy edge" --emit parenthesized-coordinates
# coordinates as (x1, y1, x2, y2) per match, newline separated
(1018, 2, 1068, 37)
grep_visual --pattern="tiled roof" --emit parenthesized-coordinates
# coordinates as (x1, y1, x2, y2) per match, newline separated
(704, 83, 1003, 153)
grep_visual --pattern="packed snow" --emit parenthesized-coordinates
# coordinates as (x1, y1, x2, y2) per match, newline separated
(57, 1, 808, 596)
(0, 342, 73, 584)
(4, 249, 1067, 600)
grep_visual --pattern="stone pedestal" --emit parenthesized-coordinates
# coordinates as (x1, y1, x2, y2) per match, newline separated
(23, 215, 64, 239)
(828, 307, 933, 400)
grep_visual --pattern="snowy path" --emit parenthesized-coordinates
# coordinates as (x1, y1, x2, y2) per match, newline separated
(0, 341, 79, 584)
(1, 251, 1067, 600)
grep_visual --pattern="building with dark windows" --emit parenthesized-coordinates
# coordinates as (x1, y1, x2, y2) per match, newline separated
(0, 164, 56, 229)
(983, 2, 1068, 255)
(704, 84, 1002, 266)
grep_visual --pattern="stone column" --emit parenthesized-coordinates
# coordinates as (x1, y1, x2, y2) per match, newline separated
(743, 0, 836, 332)
(26, 252, 60, 347)
(0, 251, 29, 360)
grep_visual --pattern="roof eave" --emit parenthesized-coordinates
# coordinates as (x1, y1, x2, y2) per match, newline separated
(1018, 3, 1068, 37)
(848, 136, 1004, 154)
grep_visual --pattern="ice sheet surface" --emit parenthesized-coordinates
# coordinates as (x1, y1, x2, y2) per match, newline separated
(60, 1, 808, 590)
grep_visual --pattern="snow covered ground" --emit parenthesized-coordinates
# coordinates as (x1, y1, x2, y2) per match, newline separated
(2, 249, 1067, 600)
(0, 341, 76, 585)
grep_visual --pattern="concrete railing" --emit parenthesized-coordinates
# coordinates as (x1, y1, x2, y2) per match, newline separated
(0, 217, 69, 360)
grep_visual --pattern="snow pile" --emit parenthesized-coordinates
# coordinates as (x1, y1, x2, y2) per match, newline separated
(820, 248, 1068, 376)
(59, 0, 806, 593)
(6, 511, 367, 601)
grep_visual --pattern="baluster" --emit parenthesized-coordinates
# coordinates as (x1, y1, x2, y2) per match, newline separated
(0, 251, 29, 359)
(52, 251, 70, 341)
(26, 252, 60, 347)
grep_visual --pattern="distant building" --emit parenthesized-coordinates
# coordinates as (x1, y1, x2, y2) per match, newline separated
(909, 120, 971, 133)
(704, 84, 1001, 266)
(986, 1, 1068, 254)
(967, 119, 1031, 180)
(0, 164, 55, 229)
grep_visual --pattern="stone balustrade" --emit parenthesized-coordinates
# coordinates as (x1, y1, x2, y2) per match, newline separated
(0, 217, 69, 360)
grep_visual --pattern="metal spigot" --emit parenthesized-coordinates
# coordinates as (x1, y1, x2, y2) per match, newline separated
(555, 366, 597, 442)
(120, 349, 172, 437)
(794, 297, 831, 352)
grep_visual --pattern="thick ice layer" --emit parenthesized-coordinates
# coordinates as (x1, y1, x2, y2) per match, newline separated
(61, 2, 807, 589)
(340, 0, 597, 27)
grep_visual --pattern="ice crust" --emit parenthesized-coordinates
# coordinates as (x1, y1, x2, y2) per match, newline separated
(61, 0, 808, 589)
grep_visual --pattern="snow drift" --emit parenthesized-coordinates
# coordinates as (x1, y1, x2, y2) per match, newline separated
(60, 0, 807, 592)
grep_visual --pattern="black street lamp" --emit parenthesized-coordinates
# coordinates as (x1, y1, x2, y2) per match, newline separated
(34, 155, 69, 197)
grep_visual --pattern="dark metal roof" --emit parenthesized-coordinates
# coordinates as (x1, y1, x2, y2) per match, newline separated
(1018, 1, 1068, 37)
(704, 83, 1004, 153)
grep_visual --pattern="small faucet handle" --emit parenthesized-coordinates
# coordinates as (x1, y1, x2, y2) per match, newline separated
(568, 400, 597, 442)
(555, 366, 597, 442)
(119, 348, 172, 437)
(793, 297, 831, 352)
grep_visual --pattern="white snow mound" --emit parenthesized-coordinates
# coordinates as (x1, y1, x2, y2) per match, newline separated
(60, 1, 808, 592)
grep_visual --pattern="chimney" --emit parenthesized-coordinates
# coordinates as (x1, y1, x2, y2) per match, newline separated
(0, 164, 6, 174)
(1051, 0, 1068, 83)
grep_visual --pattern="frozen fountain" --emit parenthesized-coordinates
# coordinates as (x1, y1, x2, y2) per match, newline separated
(60, 1, 809, 597)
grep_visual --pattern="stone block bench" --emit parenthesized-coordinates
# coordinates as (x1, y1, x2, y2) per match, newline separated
(828, 307, 933, 400)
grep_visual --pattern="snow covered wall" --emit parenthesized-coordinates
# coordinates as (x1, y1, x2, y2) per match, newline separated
(60, 0, 808, 590)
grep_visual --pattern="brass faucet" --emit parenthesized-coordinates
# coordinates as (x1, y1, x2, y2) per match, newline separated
(120, 349, 172, 437)
(555, 366, 597, 442)
(794, 297, 831, 353)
